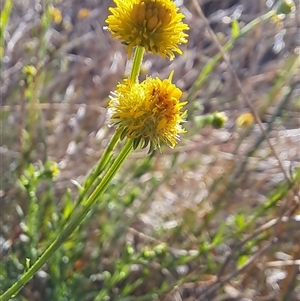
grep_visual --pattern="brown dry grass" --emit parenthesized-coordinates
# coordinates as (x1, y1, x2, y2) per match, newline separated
(1, 0, 300, 300)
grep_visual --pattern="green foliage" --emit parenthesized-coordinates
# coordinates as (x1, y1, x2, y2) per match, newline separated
(0, 0, 13, 59)
(1, 1, 299, 301)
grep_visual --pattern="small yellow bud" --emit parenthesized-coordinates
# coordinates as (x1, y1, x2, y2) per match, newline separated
(211, 112, 228, 129)
(48, 6, 62, 24)
(77, 8, 91, 19)
(276, 0, 295, 15)
(236, 113, 254, 128)
(22, 65, 37, 77)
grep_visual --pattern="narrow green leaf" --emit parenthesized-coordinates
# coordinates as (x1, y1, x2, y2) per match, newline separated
(236, 213, 245, 229)
(212, 222, 226, 246)
(62, 189, 74, 220)
(231, 19, 240, 39)
(237, 254, 248, 268)
(25, 258, 30, 271)
(0, 0, 13, 46)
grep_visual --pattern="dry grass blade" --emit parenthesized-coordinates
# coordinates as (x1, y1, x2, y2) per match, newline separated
(191, 0, 297, 188)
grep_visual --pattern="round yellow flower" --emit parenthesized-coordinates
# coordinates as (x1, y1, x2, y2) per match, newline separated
(236, 113, 254, 128)
(108, 73, 187, 151)
(105, 0, 189, 59)
(77, 8, 91, 19)
(48, 6, 62, 24)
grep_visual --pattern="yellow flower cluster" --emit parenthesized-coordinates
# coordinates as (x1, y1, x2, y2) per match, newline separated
(105, 0, 189, 59)
(48, 6, 62, 24)
(106, 0, 189, 151)
(108, 74, 187, 151)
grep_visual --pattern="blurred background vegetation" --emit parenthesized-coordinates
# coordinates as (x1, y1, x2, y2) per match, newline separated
(0, 0, 299, 300)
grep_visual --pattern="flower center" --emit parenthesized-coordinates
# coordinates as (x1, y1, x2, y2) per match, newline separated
(132, 0, 172, 32)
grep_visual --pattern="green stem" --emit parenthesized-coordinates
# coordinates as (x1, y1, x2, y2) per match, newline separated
(83, 139, 133, 207)
(239, 10, 275, 36)
(81, 129, 121, 196)
(129, 46, 145, 83)
(0, 140, 133, 301)
(59, 129, 121, 230)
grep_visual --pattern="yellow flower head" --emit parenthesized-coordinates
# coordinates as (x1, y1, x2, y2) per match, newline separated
(236, 113, 254, 128)
(77, 8, 91, 19)
(108, 73, 187, 151)
(105, 0, 189, 59)
(48, 6, 62, 24)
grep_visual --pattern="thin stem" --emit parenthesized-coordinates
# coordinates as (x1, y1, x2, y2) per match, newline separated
(81, 129, 121, 195)
(129, 46, 145, 83)
(0, 140, 133, 301)
(239, 10, 275, 36)
(187, 9, 276, 103)
(83, 139, 133, 207)
(59, 129, 121, 230)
